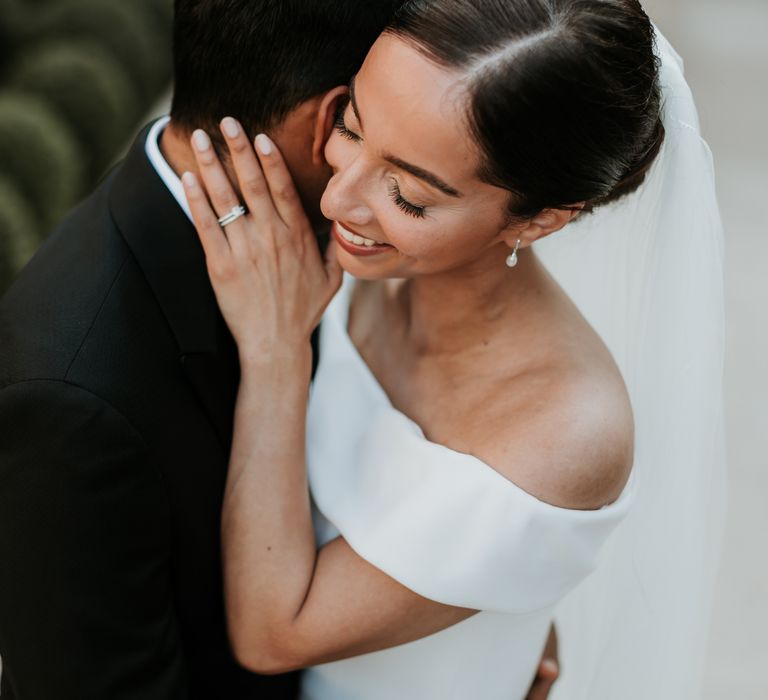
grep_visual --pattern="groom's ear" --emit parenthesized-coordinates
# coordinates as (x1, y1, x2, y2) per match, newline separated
(311, 86, 349, 167)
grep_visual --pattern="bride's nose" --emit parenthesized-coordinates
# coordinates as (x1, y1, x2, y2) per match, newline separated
(321, 161, 374, 227)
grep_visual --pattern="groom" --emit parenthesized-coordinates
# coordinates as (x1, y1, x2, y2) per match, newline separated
(0, 1, 558, 698)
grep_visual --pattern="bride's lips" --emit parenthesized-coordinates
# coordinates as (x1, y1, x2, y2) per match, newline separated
(332, 222, 393, 257)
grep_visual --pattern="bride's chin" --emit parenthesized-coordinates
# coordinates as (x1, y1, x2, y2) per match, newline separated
(337, 260, 391, 281)
(333, 249, 400, 280)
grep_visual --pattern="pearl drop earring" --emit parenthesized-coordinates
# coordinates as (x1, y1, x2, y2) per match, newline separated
(506, 240, 522, 268)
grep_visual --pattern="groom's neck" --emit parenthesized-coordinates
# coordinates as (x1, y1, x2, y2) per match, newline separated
(160, 121, 204, 181)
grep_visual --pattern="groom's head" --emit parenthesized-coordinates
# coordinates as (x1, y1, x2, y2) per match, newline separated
(168, 0, 403, 223)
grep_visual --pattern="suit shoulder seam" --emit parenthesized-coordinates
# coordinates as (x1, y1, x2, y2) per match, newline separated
(0, 377, 149, 450)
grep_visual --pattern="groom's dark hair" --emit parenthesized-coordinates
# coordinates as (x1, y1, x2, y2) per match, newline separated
(171, 0, 403, 139)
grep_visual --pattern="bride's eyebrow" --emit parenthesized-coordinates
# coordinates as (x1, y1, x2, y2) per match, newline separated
(349, 78, 463, 199)
(383, 155, 462, 198)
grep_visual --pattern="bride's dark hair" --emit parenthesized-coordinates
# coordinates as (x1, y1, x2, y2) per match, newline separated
(388, 0, 665, 217)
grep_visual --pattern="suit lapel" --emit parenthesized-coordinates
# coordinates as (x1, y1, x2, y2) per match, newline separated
(108, 123, 238, 449)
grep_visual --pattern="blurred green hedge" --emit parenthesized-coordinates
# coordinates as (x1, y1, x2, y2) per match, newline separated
(134, 0, 174, 27)
(0, 1, 21, 74)
(0, 91, 83, 234)
(0, 175, 39, 291)
(11, 41, 141, 179)
(0, 0, 173, 293)
(30, 0, 172, 100)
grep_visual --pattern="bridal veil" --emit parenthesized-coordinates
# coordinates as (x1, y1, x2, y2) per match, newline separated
(535, 29, 728, 700)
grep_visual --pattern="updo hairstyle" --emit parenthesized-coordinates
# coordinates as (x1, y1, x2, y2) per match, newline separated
(388, 0, 665, 218)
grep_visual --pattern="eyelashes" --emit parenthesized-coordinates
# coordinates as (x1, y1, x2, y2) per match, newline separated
(334, 101, 427, 220)
(333, 100, 360, 142)
(388, 180, 426, 219)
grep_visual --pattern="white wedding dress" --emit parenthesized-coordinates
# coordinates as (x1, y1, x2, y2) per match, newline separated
(300, 29, 725, 700)
(300, 276, 636, 700)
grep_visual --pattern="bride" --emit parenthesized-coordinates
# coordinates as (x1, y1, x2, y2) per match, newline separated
(181, 1, 726, 698)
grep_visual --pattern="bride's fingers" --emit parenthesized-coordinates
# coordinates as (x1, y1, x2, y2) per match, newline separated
(190, 129, 249, 250)
(253, 133, 311, 235)
(181, 171, 231, 263)
(218, 118, 275, 225)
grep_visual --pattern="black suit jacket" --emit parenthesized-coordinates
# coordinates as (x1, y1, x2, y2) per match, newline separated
(0, 125, 300, 699)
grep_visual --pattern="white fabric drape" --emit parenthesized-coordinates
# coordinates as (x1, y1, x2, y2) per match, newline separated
(538, 29, 728, 700)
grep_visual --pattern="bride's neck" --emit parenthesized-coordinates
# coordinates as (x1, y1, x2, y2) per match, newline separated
(387, 247, 544, 356)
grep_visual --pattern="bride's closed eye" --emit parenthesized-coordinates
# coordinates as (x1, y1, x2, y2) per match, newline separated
(388, 179, 426, 219)
(334, 101, 428, 220)
(334, 101, 360, 143)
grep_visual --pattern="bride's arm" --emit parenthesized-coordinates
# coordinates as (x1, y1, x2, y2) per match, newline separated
(182, 121, 475, 674)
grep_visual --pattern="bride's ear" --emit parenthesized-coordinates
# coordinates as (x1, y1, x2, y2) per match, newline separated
(501, 205, 584, 249)
(311, 86, 349, 166)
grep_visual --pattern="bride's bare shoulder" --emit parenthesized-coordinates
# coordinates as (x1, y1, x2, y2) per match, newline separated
(459, 361, 635, 512)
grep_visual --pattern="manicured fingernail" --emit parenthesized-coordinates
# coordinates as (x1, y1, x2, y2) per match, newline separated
(221, 117, 239, 139)
(181, 171, 197, 188)
(193, 129, 211, 151)
(255, 133, 273, 156)
(542, 660, 559, 675)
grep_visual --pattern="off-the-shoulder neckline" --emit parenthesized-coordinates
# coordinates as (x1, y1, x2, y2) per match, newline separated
(324, 275, 636, 515)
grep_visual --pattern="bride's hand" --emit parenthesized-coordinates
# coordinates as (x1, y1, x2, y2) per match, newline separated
(181, 118, 342, 366)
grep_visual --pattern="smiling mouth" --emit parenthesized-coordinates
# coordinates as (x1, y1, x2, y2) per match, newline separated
(332, 222, 393, 257)
(335, 222, 387, 248)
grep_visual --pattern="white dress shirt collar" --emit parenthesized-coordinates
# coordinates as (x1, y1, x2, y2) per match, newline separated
(144, 116, 193, 222)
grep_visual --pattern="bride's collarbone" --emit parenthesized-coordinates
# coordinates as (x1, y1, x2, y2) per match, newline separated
(351, 287, 600, 421)
(353, 326, 632, 512)
(348, 280, 632, 509)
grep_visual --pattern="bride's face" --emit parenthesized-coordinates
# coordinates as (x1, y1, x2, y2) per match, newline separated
(321, 33, 516, 280)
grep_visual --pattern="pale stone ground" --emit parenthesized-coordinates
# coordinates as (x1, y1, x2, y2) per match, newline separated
(137, 2, 767, 695)
(639, 1, 768, 697)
